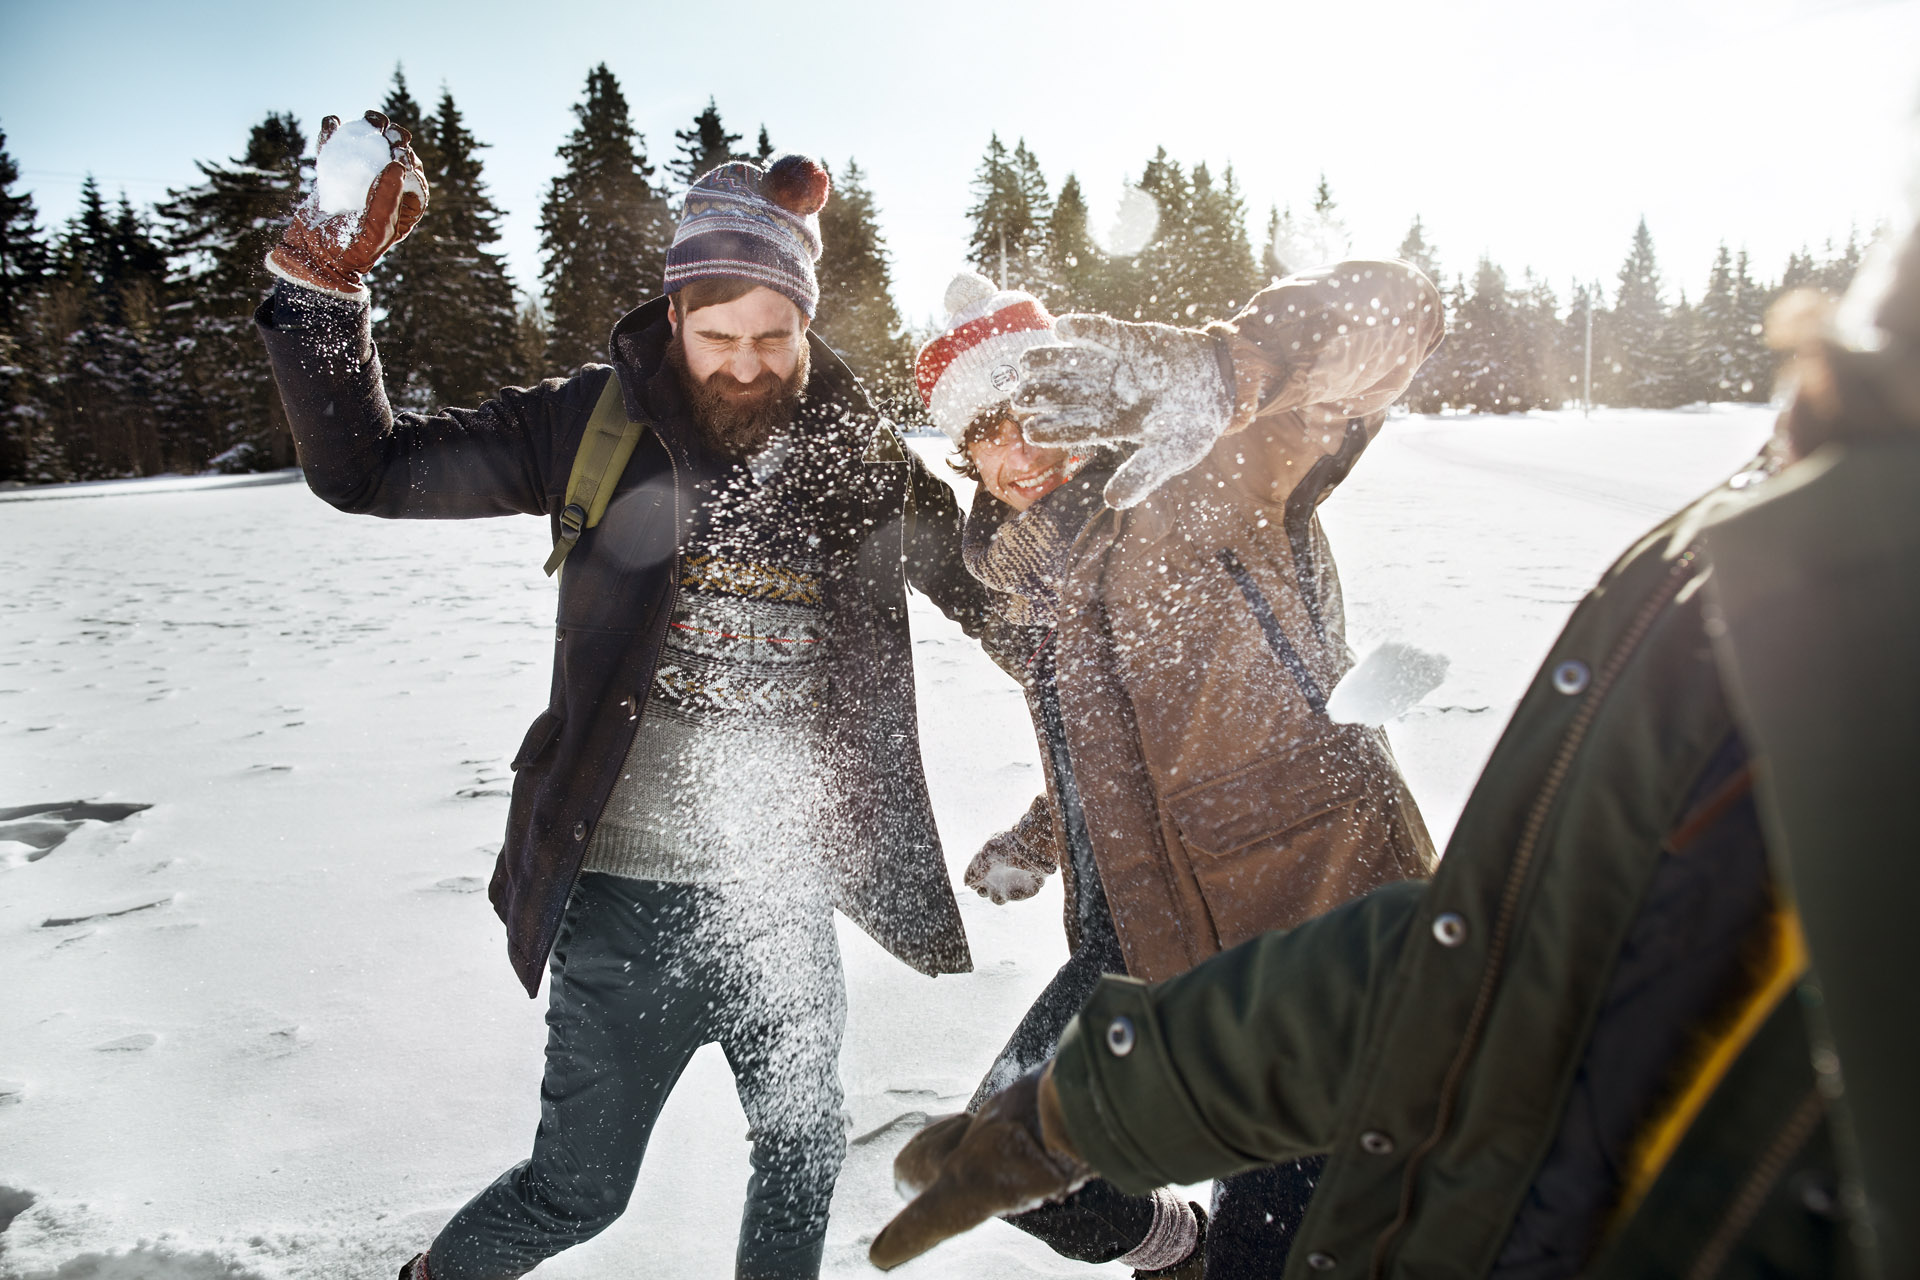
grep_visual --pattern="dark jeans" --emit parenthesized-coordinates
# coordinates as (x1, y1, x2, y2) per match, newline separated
(428, 873, 846, 1280)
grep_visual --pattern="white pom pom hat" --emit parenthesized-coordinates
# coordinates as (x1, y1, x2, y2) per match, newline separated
(914, 271, 1056, 445)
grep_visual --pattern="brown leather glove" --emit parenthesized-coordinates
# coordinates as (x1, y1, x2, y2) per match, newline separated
(870, 1063, 1092, 1270)
(963, 792, 1059, 904)
(267, 111, 428, 301)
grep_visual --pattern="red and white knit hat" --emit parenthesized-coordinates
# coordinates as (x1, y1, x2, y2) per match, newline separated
(915, 272, 1056, 445)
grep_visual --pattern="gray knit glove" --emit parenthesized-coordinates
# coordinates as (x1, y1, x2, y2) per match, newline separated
(964, 792, 1058, 905)
(1015, 314, 1234, 509)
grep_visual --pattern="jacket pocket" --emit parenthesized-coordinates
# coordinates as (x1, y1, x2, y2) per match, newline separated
(1163, 727, 1375, 947)
(511, 709, 563, 772)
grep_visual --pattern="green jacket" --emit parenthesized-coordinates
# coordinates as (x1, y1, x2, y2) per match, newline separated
(1050, 431, 1920, 1278)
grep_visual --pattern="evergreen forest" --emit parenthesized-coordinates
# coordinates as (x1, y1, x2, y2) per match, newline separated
(0, 66, 1873, 484)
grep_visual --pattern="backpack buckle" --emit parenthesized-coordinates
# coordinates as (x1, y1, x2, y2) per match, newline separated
(558, 502, 587, 544)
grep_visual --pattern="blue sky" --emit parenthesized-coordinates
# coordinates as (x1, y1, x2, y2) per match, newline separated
(3, 0, 1917, 329)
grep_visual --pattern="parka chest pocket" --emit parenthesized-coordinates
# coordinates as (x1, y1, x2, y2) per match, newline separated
(1163, 726, 1375, 947)
(511, 709, 564, 772)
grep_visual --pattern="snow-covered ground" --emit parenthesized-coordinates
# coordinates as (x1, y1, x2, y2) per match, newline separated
(0, 406, 1775, 1280)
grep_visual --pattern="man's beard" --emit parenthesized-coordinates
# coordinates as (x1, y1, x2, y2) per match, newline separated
(666, 332, 811, 461)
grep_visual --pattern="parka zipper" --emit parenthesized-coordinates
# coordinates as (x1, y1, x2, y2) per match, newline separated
(1368, 545, 1701, 1278)
(1682, 1087, 1824, 1280)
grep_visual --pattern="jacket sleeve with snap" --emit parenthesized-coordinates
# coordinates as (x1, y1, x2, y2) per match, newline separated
(255, 282, 595, 520)
(1049, 879, 1425, 1193)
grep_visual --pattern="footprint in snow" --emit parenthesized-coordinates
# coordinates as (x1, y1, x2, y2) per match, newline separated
(0, 1185, 34, 1233)
(425, 876, 485, 894)
(0, 1080, 25, 1107)
(41, 896, 174, 928)
(94, 1032, 159, 1053)
(0, 801, 152, 865)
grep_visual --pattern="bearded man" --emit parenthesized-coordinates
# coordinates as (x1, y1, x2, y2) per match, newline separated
(254, 114, 991, 1280)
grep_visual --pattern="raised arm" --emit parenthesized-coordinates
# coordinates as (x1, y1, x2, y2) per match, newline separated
(1014, 259, 1443, 508)
(254, 108, 590, 521)
(257, 283, 595, 520)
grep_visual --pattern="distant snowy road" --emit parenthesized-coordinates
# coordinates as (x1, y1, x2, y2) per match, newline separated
(0, 407, 1774, 1280)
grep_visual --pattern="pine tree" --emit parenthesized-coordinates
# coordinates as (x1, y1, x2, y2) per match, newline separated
(392, 88, 522, 406)
(1398, 217, 1442, 284)
(1126, 147, 1196, 323)
(155, 111, 309, 471)
(1691, 244, 1744, 401)
(1604, 217, 1679, 407)
(0, 127, 45, 336)
(540, 64, 673, 371)
(514, 292, 552, 381)
(1044, 173, 1104, 311)
(669, 98, 744, 191)
(753, 126, 775, 164)
(1448, 257, 1536, 414)
(814, 159, 916, 420)
(1729, 250, 1771, 402)
(1183, 163, 1260, 323)
(0, 126, 50, 480)
(1560, 280, 1604, 409)
(965, 134, 1048, 290)
(1261, 205, 1287, 281)
(370, 65, 442, 403)
(1516, 269, 1562, 409)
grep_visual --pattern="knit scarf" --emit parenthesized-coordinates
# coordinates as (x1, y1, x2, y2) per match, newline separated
(961, 465, 1112, 627)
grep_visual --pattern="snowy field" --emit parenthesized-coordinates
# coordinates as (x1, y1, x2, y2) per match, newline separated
(0, 406, 1775, 1280)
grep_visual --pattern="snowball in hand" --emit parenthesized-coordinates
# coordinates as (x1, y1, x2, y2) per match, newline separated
(1328, 642, 1450, 726)
(312, 117, 394, 217)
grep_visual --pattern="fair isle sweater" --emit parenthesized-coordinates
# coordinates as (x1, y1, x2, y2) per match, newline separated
(584, 444, 836, 885)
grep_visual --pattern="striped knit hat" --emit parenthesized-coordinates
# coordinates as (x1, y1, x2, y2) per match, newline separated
(664, 155, 831, 318)
(915, 272, 1057, 445)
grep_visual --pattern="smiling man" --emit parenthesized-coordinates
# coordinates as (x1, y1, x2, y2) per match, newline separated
(913, 264, 1445, 1277)
(253, 119, 991, 1280)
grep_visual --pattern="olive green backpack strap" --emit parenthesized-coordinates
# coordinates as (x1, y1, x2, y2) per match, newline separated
(544, 370, 649, 577)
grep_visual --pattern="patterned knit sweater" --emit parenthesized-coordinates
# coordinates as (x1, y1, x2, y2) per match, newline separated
(584, 440, 838, 886)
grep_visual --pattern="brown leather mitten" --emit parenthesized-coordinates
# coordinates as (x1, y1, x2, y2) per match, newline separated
(870, 1063, 1091, 1270)
(267, 110, 428, 301)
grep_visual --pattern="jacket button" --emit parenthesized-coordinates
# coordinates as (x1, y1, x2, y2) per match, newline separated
(1432, 913, 1468, 947)
(1551, 659, 1590, 695)
(571, 820, 587, 841)
(622, 694, 639, 719)
(1105, 1016, 1136, 1057)
(1359, 1130, 1394, 1155)
(1306, 1251, 1337, 1271)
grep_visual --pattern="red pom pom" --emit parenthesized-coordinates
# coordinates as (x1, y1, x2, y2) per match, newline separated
(763, 154, 830, 217)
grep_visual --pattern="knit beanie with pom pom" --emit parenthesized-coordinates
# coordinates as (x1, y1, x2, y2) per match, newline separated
(663, 154, 831, 318)
(914, 271, 1057, 445)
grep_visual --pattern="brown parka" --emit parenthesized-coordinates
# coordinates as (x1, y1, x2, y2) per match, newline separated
(1030, 260, 1448, 982)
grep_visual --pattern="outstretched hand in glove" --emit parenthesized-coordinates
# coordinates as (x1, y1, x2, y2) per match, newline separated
(869, 1063, 1092, 1270)
(1015, 315, 1259, 509)
(963, 792, 1058, 904)
(267, 111, 428, 301)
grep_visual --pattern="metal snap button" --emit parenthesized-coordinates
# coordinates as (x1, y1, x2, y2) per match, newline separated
(1306, 1251, 1338, 1271)
(1551, 659, 1591, 695)
(1432, 913, 1468, 947)
(571, 820, 587, 841)
(1359, 1130, 1394, 1155)
(1105, 1016, 1136, 1057)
